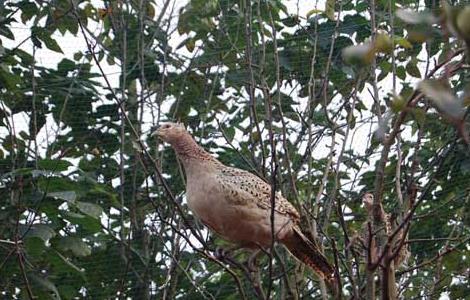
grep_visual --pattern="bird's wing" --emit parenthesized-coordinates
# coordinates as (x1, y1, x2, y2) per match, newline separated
(215, 166, 300, 221)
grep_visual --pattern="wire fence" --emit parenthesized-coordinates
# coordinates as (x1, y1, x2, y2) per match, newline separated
(1, 1, 469, 299)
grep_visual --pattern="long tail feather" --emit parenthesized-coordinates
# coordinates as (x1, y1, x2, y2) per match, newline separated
(282, 227, 336, 282)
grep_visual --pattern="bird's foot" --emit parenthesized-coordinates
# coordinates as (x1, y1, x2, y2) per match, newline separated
(245, 249, 261, 272)
(214, 246, 232, 260)
(244, 261, 257, 273)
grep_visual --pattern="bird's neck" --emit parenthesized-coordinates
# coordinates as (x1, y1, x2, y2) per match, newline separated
(172, 133, 220, 166)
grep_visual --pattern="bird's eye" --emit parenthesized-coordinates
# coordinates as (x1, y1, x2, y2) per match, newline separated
(161, 124, 171, 129)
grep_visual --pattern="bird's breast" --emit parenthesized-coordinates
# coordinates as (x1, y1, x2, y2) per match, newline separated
(185, 174, 221, 225)
(185, 174, 293, 247)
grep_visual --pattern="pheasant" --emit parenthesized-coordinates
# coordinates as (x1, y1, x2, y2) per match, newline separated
(153, 122, 336, 284)
(362, 193, 410, 268)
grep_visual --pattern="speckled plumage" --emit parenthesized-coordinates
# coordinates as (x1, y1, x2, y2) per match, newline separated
(362, 193, 409, 268)
(154, 123, 335, 281)
(216, 166, 300, 220)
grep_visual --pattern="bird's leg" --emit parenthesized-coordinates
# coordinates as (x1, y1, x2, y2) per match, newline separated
(214, 244, 243, 260)
(245, 249, 266, 299)
(214, 246, 226, 259)
(246, 249, 262, 272)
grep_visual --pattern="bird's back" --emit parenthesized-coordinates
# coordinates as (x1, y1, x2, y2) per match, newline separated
(156, 123, 335, 286)
(185, 162, 298, 247)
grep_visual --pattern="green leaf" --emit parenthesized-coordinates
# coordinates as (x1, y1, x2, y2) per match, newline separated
(374, 34, 393, 54)
(281, 16, 299, 27)
(29, 274, 61, 300)
(20, 2, 38, 23)
(38, 159, 72, 172)
(406, 60, 421, 78)
(50, 249, 85, 274)
(24, 224, 56, 241)
(35, 30, 63, 53)
(325, 0, 336, 20)
(76, 201, 103, 219)
(185, 38, 195, 52)
(348, 114, 356, 129)
(73, 51, 83, 61)
(58, 59, 76, 73)
(106, 55, 115, 65)
(15, 49, 34, 64)
(396, 66, 406, 80)
(25, 237, 47, 257)
(48, 191, 77, 202)
(39, 177, 83, 193)
(279, 53, 293, 70)
(63, 211, 102, 234)
(459, 159, 470, 175)
(412, 108, 426, 127)
(391, 96, 406, 113)
(0, 66, 21, 89)
(1, 168, 33, 179)
(395, 37, 413, 49)
(224, 126, 235, 142)
(146, 3, 156, 18)
(306, 9, 323, 19)
(57, 237, 91, 257)
(0, 26, 14, 39)
(62, 16, 79, 35)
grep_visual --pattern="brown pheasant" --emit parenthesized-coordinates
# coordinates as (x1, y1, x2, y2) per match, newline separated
(362, 193, 410, 268)
(153, 122, 336, 283)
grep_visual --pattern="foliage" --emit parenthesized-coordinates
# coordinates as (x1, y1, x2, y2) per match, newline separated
(0, 0, 469, 299)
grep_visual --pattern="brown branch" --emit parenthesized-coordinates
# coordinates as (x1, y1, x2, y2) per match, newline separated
(312, 131, 336, 240)
(216, 119, 264, 179)
(152, 203, 247, 300)
(405, 237, 459, 244)
(331, 239, 342, 299)
(244, 0, 265, 175)
(365, 221, 375, 300)
(397, 237, 470, 276)
(0, 247, 15, 272)
(367, 46, 466, 300)
(388, 222, 411, 264)
(17, 246, 34, 299)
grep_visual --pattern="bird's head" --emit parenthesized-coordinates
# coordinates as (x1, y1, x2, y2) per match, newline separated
(152, 122, 187, 144)
(362, 192, 374, 212)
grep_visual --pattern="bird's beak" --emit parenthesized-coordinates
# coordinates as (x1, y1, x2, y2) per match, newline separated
(151, 129, 162, 137)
